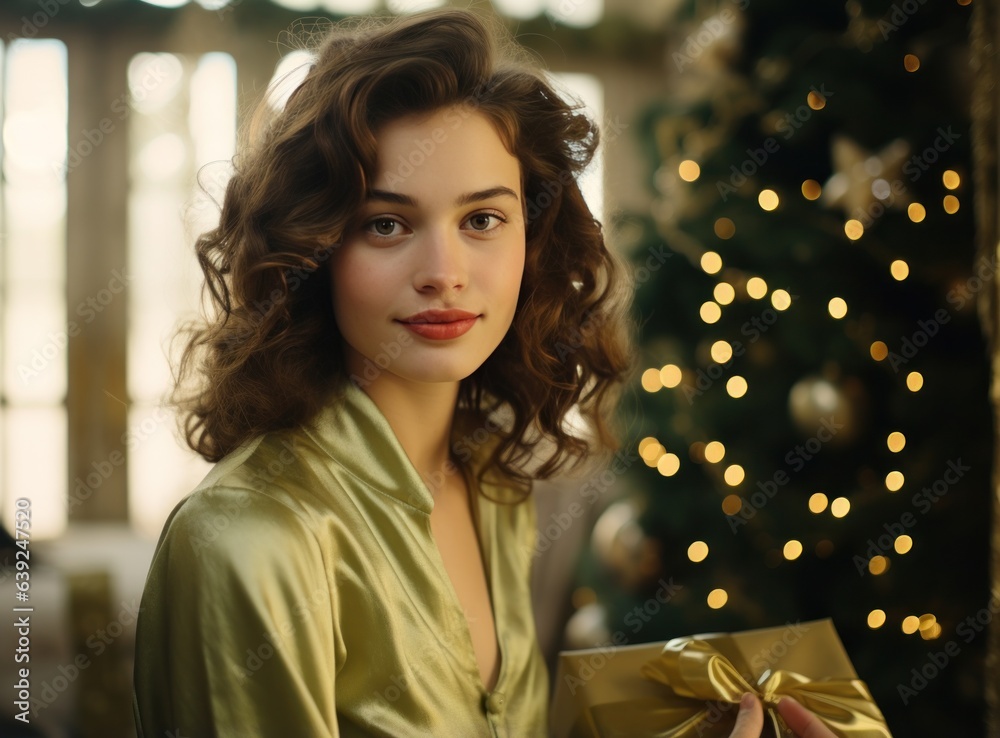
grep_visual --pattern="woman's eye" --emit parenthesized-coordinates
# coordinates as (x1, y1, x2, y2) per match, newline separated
(467, 212, 506, 232)
(370, 218, 399, 237)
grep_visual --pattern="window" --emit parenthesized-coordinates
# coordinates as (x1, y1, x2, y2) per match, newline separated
(1, 39, 69, 540)
(126, 52, 236, 537)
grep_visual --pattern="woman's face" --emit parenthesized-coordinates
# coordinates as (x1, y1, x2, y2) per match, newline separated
(329, 105, 526, 389)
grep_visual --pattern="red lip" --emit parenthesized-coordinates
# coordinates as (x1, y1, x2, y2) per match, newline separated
(397, 309, 480, 324)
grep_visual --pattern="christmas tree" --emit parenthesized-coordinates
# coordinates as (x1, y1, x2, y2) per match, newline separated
(568, 0, 988, 733)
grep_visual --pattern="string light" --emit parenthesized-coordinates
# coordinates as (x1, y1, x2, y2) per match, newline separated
(870, 341, 888, 361)
(657, 453, 680, 476)
(844, 219, 864, 240)
(890, 260, 909, 280)
(660, 364, 683, 388)
(726, 376, 748, 398)
(700, 301, 722, 324)
(638, 437, 659, 455)
(746, 277, 768, 299)
(907, 371, 924, 391)
(707, 589, 728, 609)
(714, 217, 736, 239)
(759, 189, 779, 211)
(919, 614, 941, 641)
(678, 160, 701, 182)
(943, 170, 960, 190)
(806, 90, 827, 110)
(640, 440, 666, 464)
(901, 616, 920, 635)
(908, 203, 926, 222)
(710, 341, 733, 363)
(688, 541, 709, 562)
(783, 540, 803, 560)
(921, 623, 942, 640)
(868, 609, 887, 629)
(885, 471, 905, 492)
(828, 297, 848, 319)
(894, 535, 913, 554)
(714, 282, 736, 305)
(869, 555, 889, 575)
(641, 368, 662, 392)
(771, 289, 792, 311)
(943, 195, 960, 214)
(808, 492, 829, 513)
(801, 180, 822, 200)
(704, 440, 726, 463)
(831, 497, 850, 518)
(724, 464, 745, 486)
(701, 251, 723, 274)
(639, 436, 660, 456)
(903, 54, 920, 72)
(722, 494, 742, 515)
(887, 431, 906, 452)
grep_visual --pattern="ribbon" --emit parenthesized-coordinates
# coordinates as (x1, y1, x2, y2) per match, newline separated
(574, 638, 892, 738)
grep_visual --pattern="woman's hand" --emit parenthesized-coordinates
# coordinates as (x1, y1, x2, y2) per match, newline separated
(728, 693, 838, 738)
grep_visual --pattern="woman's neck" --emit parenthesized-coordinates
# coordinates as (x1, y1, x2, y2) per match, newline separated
(359, 377, 462, 498)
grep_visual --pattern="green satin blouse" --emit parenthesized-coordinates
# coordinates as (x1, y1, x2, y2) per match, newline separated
(131, 379, 551, 737)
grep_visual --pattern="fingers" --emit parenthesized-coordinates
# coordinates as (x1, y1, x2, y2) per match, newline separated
(776, 696, 838, 738)
(729, 692, 764, 738)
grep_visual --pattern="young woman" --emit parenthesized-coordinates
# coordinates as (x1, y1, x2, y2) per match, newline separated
(131, 8, 633, 736)
(131, 7, 835, 737)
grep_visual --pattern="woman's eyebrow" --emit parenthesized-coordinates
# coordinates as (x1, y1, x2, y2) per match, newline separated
(366, 186, 520, 206)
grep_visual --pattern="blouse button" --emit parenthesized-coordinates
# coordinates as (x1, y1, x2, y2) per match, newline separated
(485, 691, 506, 715)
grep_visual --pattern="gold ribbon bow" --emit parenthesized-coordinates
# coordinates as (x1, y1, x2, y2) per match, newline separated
(575, 638, 892, 738)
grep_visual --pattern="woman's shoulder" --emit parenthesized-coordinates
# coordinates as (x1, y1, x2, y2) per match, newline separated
(144, 486, 328, 599)
(149, 420, 346, 571)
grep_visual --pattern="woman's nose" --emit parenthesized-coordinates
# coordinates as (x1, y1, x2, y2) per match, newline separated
(413, 227, 468, 294)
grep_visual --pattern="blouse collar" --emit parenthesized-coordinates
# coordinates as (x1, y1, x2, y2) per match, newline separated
(302, 379, 525, 514)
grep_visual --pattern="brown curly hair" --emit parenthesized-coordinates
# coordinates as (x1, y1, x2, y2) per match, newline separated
(170, 7, 639, 497)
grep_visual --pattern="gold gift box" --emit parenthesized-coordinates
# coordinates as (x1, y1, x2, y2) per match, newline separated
(549, 618, 892, 738)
